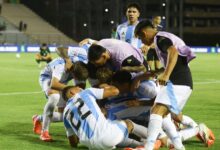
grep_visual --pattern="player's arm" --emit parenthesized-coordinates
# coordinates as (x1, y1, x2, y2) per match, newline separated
(79, 38, 98, 46)
(68, 135, 79, 148)
(121, 65, 146, 72)
(130, 71, 156, 92)
(99, 84, 119, 98)
(50, 77, 67, 91)
(56, 46, 73, 71)
(157, 37, 178, 85)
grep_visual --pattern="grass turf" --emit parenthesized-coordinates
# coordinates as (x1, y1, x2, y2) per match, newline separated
(0, 53, 219, 150)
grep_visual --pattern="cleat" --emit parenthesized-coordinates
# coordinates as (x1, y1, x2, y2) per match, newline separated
(208, 129, 215, 141)
(207, 139, 214, 147)
(198, 123, 210, 146)
(40, 131, 53, 142)
(32, 115, 42, 135)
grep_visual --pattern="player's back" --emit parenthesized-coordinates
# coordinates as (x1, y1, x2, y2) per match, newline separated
(64, 88, 106, 142)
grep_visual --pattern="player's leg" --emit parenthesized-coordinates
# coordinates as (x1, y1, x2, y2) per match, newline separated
(35, 53, 42, 67)
(144, 103, 169, 150)
(162, 115, 184, 149)
(40, 90, 60, 141)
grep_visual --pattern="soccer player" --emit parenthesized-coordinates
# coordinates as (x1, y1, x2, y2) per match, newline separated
(115, 3, 142, 49)
(35, 43, 52, 67)
(88, 38, 146, 72)
(32, 56, 88, 141)
(134, 19, 198, 150)
(62, 85, 152, 150)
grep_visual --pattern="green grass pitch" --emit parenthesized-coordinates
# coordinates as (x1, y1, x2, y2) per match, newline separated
(0, 53, 219, 150)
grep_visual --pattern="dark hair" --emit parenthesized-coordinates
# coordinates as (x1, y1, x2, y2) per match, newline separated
(88, 44, 106, 62)
(42, 43, 47, 47)
(73, 61, 88, 81)
(96, 67, 114, 84)
(62, 86, 75, 101)
(112, 70, 132, 84)
(126, 3, 141, 13)
(135, 19, 154, 37)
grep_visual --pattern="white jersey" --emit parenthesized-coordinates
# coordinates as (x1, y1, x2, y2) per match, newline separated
(40, 57, 72, 84)
(68, 46, 88, 64)
(64, 88, 128, 149)
(116, 21, 142, 49)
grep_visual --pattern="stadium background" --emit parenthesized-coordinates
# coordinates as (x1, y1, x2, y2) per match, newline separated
(0, 0, 219, 150)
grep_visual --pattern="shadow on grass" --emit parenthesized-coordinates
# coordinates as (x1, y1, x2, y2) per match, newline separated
(0, 122, 88, 149)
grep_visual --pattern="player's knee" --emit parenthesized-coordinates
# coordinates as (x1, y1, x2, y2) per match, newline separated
(171, 112, 183, 123)
(124, 119, 134, 133)
(151, 103, 169, 117)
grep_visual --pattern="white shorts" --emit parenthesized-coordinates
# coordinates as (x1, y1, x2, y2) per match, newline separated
(155, 81, 192, 115)
(39, 75, 66, 108)
(82, 120, 128, 150)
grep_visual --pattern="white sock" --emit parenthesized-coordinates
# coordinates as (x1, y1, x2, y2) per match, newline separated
(118, 138, 142, 148)
(37, 115, 43, 122)
(51, 112, 63, 122)
(181, 115, 198, 128)
(144, 114, 163, 150)
(42, 94, 60, 132)
(179, 126, 199, 141)
(131, 121, 148, 139)
(163, 116, 184, 149)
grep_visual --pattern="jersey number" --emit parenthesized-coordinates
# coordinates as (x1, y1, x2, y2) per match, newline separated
(69, 98, 91, 131)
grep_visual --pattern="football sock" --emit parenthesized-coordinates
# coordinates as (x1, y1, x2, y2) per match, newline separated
(131, 121, 148, 138)
(163, 116, 184, 150)
(42, 93, 60, 132)
(179, 126, 199, 141)
(51, 112, 63, 122)
(181, 115, 198, 128)
(144, 114, 163, 150)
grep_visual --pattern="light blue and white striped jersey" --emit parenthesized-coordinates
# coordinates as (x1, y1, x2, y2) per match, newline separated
(40, 57, 72, 84)
(105, 93, 151, 126)
(116, 21, 142, 49)
(68, 46, 89, 64)
(63, 88, 106, 141)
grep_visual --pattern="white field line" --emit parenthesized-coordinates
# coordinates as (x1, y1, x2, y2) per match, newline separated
(194, 80, 220, 85)
(0, 80, 220, 96)
(0, 91, 42, 96)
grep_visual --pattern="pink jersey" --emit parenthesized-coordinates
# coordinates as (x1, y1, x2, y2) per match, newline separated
(154, 31, 196, 67)
(97, 39, 144, 70)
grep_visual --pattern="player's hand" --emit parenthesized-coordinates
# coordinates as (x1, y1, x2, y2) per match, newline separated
(157, 73, 169, 86)
(140, 45, 150, 55)
(79, 38, 90, 46)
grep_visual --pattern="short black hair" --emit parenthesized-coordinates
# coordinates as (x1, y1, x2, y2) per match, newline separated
(96, 67, 114, 84)
(73, 61, 88, 81)
(62, 86, 75, 101)
(126, 3, 141, 13)
(135, 19, 154, 37)
(112, 70, 132, 84)
(88, 44, 106, 62)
